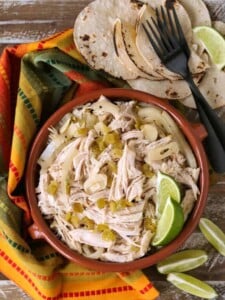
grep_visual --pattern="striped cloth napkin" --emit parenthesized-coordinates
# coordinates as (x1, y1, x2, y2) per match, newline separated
(0, 28, 159, 300)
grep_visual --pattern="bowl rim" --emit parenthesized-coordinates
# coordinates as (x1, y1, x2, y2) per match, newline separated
(25, 88, 209, 272)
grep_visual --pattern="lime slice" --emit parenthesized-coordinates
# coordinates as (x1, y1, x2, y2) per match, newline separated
(193, 26, 225, 69)
(157, 249, 208, 274)
(157, 171, 181, 214)
(152, 197, 184, 246)
(167, 272, 218, 299)
(199, 218, 225, 256)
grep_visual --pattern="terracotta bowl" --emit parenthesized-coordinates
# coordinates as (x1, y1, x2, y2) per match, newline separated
(25, 88, 209, 272)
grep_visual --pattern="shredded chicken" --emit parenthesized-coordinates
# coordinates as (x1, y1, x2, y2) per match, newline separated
(36, 96, 200, 262)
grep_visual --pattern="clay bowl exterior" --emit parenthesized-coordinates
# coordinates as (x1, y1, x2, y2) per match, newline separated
(26, 88, 209, 272)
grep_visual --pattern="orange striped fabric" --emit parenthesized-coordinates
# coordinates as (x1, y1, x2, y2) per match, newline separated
(0, 29, 159, 300)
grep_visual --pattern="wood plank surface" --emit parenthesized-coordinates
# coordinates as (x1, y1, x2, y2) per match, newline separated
(0, 0, 225, 299)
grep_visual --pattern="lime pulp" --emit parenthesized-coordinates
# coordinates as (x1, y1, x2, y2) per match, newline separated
(167, 272, 218, 299)
(156, 171, 181, 215)
(199, 218, 225, 256)
(152, 196, 184, 247)
(157, 249, 208, 274)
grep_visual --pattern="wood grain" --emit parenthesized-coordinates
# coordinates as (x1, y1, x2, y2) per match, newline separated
(0, 280, 30, 300)
(0, 0, 225, 299)
(0, 0, 90, 43)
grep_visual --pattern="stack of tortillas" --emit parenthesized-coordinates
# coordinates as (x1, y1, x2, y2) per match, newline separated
(74, 0, 225, 109)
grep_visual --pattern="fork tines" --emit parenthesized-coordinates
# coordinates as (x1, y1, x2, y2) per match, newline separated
(142, 5, 189, 60)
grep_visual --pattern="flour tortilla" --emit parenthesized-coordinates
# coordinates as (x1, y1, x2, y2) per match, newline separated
(74, 0, 143, 80)
(128, 74, 202, 100)
(113, 18, 156, 80)
(188, 41, 209, 74)
(74, 0, 219, 107)
(142, 0, 211, 27)
(136, 3, 181, 80)
(136, 0, 205, 80)
(181, 65, 225, 108)
(179, 0, 211, 27)
(120, 18, 164, 80)
(128, 35, 208, 101)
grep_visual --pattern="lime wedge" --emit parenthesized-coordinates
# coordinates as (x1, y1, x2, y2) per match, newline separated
(157, 171, 181, 214)
(193, 26, 225, 69)
(152, 197, 184, 246)
(199, 218, 225, 256)
(157, 249, 208, 274)
(167, 272, 218, 299)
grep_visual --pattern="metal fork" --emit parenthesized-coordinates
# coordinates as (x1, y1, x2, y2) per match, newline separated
(143, 5, 225, 173)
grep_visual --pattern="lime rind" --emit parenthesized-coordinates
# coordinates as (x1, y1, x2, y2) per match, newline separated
(152, 197, 184, 246)
(199, 218, 225, 256)
(167, 272, 218, 299)
(157, 249, 208, 274)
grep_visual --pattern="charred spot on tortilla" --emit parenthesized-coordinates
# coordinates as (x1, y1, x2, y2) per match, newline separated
(91, 54, 97, 64)
(165, 88, 178, 98)
(82, 15, 88, 21)
(80, 34, 90, 42)
(102, 52, 108, 57)
(130, 0, 144, 8)
(196, 61, 207, 71)
(113, 23, 119, 57)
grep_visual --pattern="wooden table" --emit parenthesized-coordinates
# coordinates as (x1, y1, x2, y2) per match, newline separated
(0, 0, 225, 299)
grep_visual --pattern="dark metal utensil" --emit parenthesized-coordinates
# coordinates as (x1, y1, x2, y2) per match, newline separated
(142, 5, 225, 173)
